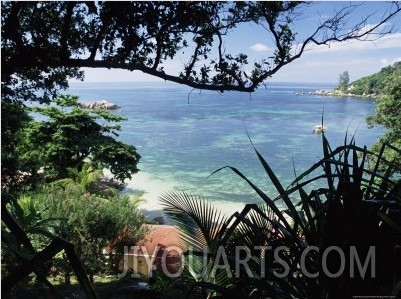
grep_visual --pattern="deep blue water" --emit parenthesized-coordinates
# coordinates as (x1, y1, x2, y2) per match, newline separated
(67, 81, 384, 215)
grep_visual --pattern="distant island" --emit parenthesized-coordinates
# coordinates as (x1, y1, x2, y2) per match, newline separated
(299, 61, 401, 99)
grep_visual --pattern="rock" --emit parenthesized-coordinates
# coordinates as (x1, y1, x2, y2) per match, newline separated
(98, 177, 126, 191)
(309, 89, 378, 99)
(312, 89, 333, 96)
(79, 100, 121, 110)
(153, 217, 165, 225)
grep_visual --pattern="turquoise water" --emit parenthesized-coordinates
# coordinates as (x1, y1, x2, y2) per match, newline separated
(68, 82, 384, 217)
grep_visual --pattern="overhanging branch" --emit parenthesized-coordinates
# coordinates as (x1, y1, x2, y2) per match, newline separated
(2, 1, 401, 94)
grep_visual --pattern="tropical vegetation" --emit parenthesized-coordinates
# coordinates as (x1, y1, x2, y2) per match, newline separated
(2, 164, 148, 296)
(21, 94, 140, 182)
(336, 62, 401, 96)
(332, 62, 401, 175)
(367, 66, 401, 172)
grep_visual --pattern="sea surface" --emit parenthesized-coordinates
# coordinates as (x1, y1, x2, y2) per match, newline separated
(67, 81, 384, 219)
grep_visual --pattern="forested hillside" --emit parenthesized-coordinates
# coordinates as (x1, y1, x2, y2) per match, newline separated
(341, 61, 401, 95)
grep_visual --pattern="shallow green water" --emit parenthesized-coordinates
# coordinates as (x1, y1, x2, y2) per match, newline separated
(68, 82, 384, 217)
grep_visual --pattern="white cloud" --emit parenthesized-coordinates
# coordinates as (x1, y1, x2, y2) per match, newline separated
(380, 58, 390, 66)
(350, 22, 388, 38)
(249, 43, 271, 52)
(392, 57, 401, 63)
(300, 32, 401, 55)
(381, 57, 401, 67)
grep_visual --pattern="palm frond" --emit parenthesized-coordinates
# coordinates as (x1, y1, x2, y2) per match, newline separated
(160, 191, 229, 251)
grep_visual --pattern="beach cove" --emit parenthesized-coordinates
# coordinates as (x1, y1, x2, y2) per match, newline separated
(68, 81, 385, 222)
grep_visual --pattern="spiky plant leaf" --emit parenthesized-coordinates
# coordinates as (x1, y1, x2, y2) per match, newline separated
(210, 166, 292, 231)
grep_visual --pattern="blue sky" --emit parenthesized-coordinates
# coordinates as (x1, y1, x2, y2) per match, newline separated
(79, 2, 401, 84)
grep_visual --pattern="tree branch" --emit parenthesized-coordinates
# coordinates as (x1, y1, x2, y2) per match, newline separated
(2, 2, 401, 94)
(68, 58, 257, 92)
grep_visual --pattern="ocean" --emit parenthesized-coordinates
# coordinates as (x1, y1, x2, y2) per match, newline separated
(67, 81, 384, 220)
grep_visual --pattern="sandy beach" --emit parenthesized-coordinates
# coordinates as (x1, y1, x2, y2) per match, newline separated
(105, 170, 255, 224)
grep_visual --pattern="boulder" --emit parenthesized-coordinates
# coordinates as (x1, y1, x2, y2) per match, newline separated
(79, 100, 121, 110)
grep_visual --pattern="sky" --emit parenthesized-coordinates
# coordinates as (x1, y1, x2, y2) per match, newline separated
(77, 2, 401, 85)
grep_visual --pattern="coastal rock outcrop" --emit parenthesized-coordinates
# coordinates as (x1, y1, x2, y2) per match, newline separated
(310, 90, 378, 98)
(79, 100, 121, 110)
(295, 89, 378, 99)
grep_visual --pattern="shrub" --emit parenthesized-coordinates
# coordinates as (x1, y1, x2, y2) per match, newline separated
(7, 183, 148, 283)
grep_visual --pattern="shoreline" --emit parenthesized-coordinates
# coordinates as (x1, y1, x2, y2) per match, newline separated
(296, 89, 378, 99)
(111, 170, 253, 224)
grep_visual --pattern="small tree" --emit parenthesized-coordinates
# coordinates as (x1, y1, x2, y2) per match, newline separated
(338, 70, 350, 91)
(19, 95, 140, 183)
